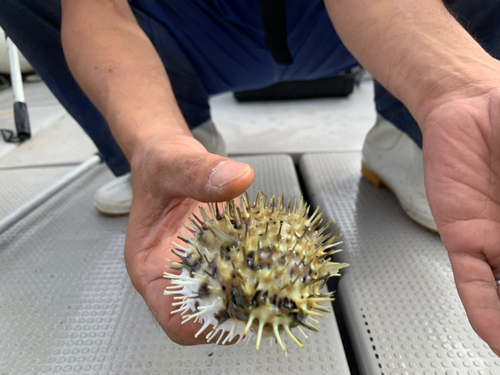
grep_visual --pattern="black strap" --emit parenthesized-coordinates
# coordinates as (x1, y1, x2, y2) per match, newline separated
(259, 0, 293, 65)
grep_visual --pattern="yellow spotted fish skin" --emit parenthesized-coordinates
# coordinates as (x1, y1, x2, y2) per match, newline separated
(164, 192, 348, 353)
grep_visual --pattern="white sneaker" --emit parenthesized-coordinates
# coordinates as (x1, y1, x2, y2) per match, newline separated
(191, 119, 227, 158)
(94, 120, 228, 216)
(361, 115, 438, 233)
(94, 173, 133, 216)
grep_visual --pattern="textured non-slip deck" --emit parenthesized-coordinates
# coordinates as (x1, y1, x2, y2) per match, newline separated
(300, 152, 500, 375)
(0, 154, 349, 375)
(0, 166, 74, 220)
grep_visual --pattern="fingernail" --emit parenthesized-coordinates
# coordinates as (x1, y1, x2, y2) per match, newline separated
(209, 161, 250, 188)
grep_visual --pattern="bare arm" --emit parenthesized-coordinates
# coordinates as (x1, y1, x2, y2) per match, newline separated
(326, 0, 500, 354)
(61, 0, 190, 159)
(325, 0, 498, 124)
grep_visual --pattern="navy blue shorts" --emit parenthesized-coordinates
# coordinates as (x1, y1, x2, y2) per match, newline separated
(0, 0, 499, 175)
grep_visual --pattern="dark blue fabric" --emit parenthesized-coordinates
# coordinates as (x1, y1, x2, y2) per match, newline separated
(130, 0, 358, 95)
(375, 0, 500, 148)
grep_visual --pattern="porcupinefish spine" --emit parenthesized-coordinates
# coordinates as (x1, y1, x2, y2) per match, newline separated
(164, 191, 348, 354)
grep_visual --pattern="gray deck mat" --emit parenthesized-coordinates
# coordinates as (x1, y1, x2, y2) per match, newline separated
(0, 154, 350, 375)
(299, 152, 500, 375)
(0, 166, 74, 220)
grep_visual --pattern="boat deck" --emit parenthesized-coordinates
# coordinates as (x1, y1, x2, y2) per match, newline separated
(1, 78, 497, 375)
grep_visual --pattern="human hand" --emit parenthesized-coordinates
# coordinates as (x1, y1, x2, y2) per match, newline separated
(421, 79, 500, 354)
(123, 134, 254, 345)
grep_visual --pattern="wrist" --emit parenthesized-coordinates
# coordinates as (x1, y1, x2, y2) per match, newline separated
(413, 56, 500, 127)
(404, 54, 499, 124)
(109, 110, 191, 162)
(129, 128, 205, 176)
(132, 116, 190, 153)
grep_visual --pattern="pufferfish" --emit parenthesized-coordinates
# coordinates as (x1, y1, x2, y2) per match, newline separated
(164, 192, 348, 354)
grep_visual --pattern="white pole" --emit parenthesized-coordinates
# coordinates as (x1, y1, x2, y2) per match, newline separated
(7, 37, 25, 103)
(0, 154, 102, 234)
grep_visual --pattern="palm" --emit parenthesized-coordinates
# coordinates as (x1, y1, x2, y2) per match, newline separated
(127, 195, 206, 344)
(422, 89, 500, 350)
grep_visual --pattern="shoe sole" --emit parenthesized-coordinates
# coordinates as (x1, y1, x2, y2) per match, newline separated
(94, 205, 130, 217)
(361, 164, 438, 234)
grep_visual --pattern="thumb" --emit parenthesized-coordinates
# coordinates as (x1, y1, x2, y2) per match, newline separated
(162, 149, 254, 202)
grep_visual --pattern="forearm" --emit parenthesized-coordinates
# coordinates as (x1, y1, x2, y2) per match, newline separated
(61, 0, 190, 160)
(325, 0, 498, 124)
